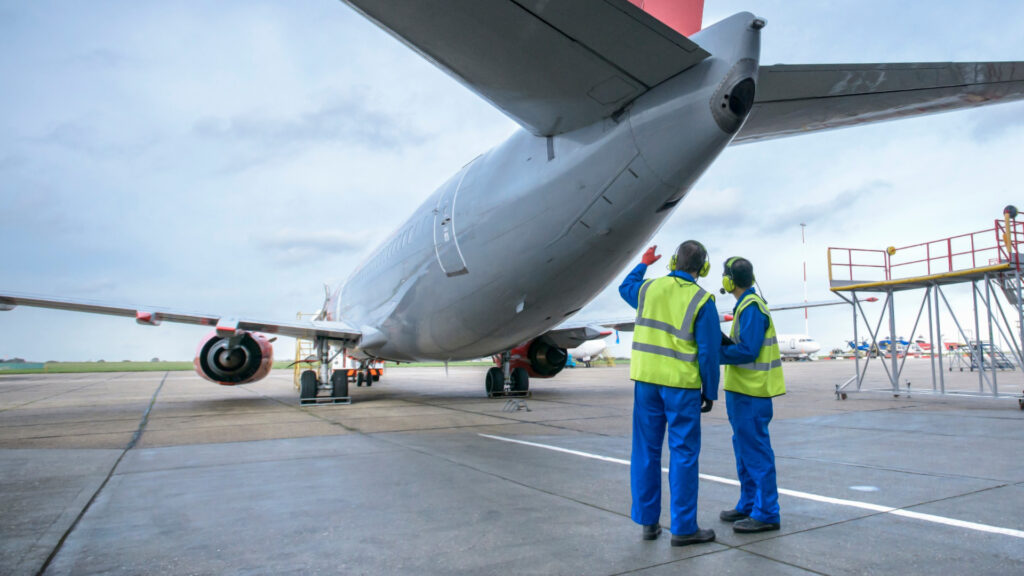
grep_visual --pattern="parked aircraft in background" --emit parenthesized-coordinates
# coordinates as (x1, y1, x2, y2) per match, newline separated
(778, 335, 821, 360)
(3, 1, 1023, 400)
(569, 338, 614, 368)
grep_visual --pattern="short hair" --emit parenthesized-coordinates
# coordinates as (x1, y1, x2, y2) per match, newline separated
(728, 257, 755, 289)
(675, 240, 707, 275)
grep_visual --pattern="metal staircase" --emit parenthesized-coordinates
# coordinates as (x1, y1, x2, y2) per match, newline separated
(293, 312, 318, 390)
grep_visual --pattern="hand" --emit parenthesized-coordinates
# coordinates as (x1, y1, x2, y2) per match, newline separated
(701, 395, 714, 413)
(641, 245, 661, 266)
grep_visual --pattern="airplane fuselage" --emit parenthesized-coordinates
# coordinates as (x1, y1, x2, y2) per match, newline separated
(337, 13, 761, 362)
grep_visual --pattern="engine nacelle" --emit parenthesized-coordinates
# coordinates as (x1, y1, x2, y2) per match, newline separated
(505, 337, 568, 379)
(194, 330, 274, 385)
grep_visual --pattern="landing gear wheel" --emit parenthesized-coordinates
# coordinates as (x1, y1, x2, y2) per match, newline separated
(372, 374, 380, 383)
(364, 370, 373, 387)
(840, 393, 848, 400)
(331, 371, 348, 398)
(300, 370, 318, 400)
(356, 372, 366, 387)
(1018, 398, 1023, 410)
(485, 367, 504, 396)
(511, 367, 530, 393)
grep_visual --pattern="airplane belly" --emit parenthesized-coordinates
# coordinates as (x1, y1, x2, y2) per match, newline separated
(344, 15, 763, 362)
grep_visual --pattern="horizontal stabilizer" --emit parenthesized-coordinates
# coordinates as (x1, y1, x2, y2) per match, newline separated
(542, 322, 613, 349)
(597, 297, 872, 332)
(341, 0, 709, 136)
(735, 61, 1024, 144)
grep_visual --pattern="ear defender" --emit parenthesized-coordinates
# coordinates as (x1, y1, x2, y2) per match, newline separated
(668, 254, 677, 271)
(721, 257, 739, 293)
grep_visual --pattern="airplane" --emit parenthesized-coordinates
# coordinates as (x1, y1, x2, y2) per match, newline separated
(777, 335, 821, 361)
(3, 1, 1024, 401)
(568, 338, 614, 368)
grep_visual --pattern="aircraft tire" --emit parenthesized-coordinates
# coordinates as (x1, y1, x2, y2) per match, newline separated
(300, 370, 318, 399)
(331, 372, 348, 398)
(485, 367, 504, 396)
(356, 372, 366, 387)
(511, 367, 529, 393)
(372, 374, 380, 382)
(364, 370, 373, 387)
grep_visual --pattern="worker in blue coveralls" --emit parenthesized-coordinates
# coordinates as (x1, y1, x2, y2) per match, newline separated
(718, 257, 785, 533)
(619, 241, 719, 546)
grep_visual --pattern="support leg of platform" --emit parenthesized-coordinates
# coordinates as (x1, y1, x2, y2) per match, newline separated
(985, 275, 998, 395)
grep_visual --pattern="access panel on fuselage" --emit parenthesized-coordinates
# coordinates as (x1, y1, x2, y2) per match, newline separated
(433, 164, 470, 277)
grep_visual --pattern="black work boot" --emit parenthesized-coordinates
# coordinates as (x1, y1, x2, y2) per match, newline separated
(642, 523, 662, 540)
(733, 517, 780, 533)
(670, 528, 716, 546)
(719, 508, 749, 522)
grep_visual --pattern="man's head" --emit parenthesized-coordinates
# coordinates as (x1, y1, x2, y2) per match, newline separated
(722, 257, 755, 293)
(672, 240, 709, 277)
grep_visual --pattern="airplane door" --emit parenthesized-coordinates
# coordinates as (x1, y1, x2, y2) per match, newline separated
(433, 166, 470, 277)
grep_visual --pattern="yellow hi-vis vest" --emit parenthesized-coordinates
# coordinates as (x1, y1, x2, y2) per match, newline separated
(723, 293, 786, 398)
(630, 276, 713, 388)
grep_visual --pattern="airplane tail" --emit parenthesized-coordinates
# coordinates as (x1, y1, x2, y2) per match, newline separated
(629, 0, 704, 37)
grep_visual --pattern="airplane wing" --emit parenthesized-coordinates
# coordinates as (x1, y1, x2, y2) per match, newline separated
(340, 0, 709, 136)
(0, 292, 362, 343)
(734, 61, 1024, 144)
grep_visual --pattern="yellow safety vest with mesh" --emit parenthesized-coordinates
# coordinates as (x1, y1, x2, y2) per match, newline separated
(630, 276, 713, 388)
(724, 294, 786, 397)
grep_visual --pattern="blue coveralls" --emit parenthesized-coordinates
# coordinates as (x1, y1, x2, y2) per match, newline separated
(720, 288, 781, 524)
(619, 263, 720, 535)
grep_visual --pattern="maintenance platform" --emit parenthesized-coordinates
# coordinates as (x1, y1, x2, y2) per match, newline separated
(1, 363, 1022, 575)
(829, 208, 1024, 407)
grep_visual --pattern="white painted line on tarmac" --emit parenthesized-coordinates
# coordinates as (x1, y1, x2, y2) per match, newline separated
(478, 433, 1024, 540)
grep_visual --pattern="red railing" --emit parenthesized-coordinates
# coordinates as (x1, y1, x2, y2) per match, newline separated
(828, 218, 1024, 285)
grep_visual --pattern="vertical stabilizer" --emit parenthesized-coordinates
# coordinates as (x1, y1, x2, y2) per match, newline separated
(629, 0, 704, 37)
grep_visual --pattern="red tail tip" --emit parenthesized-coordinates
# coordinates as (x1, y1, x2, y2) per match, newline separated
(629, 0, 704, 37)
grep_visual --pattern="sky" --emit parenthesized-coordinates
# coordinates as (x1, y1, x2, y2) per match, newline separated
(2, 1, 1024, 362)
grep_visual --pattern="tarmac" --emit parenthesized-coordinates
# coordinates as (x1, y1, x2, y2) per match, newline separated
(1, 360, 1022, 575)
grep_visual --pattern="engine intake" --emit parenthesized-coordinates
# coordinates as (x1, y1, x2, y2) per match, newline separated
(194, 331, 273, 385)
(505, 337, 568, 379)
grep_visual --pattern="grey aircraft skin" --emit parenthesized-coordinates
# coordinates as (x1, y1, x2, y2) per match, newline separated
(339, 13, 758, 362)
(3, 2, 1024, 393)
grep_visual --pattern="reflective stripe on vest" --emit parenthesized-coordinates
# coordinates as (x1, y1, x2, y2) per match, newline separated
(630, 276, 712, 389)
(723, 294, 786, 398)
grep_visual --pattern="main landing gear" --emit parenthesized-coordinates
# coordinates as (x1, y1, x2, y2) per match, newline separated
(299, 338, 351, 405)
(486, 352, 529, 397)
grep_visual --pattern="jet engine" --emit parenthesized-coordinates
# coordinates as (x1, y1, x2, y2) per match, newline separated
(194, 331, 274, 385)
(508, 337, 568, 378)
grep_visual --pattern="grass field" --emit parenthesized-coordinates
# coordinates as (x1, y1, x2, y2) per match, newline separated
(0, 358, 627, 375)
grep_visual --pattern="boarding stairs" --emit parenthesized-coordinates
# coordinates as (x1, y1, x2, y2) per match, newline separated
(293, 312, 318, 390)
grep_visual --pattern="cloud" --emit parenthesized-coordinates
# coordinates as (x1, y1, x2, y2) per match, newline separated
(193, 88, 429, 152)
(0, 152, 25, 171)
(756, 180, 892, 235)
(256, 227, 367, 264)
(970, 102, 1024, 140)
(70, 48, 130, 70)
(31, 121, 151, 158)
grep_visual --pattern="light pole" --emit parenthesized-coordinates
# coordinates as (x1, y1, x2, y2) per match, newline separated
(801, 222, 808, 336)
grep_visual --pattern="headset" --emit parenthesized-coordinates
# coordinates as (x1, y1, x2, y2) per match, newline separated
(668, 241, 710, 278)
(720, 256, 755, 294)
